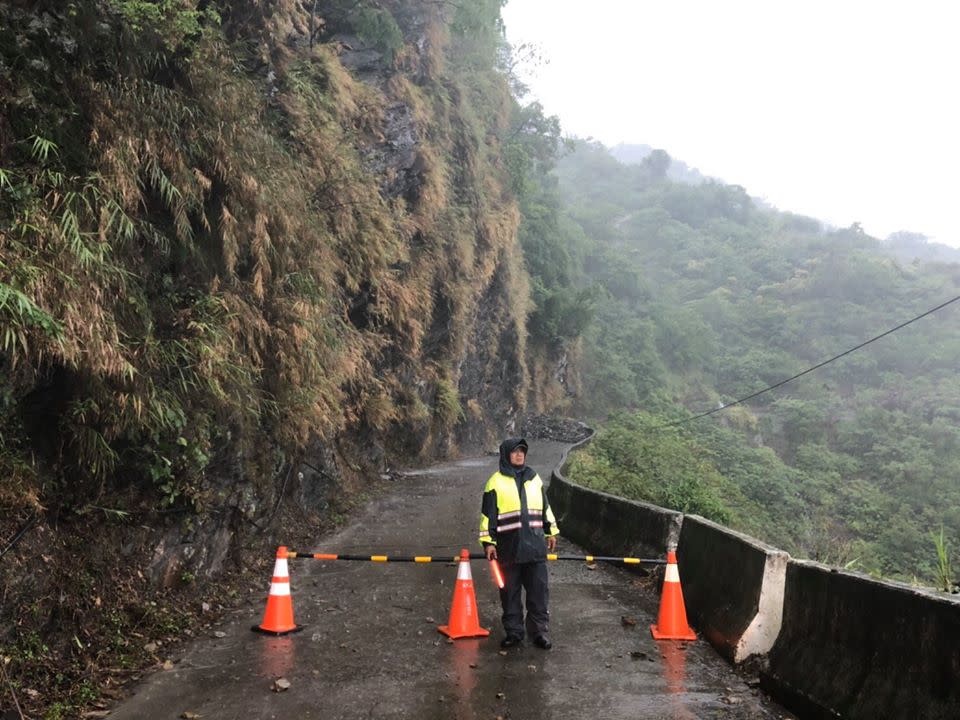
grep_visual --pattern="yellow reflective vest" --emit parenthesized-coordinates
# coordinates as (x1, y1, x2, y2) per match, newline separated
(479, 469, 558, 564)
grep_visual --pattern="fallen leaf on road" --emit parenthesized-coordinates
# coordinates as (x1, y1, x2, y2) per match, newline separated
(212, 631, 227, 638)
(272, 678, 291, 692)
(468, 663, 478, 669)
(180, 712, 202, 719)
(527, 664, 537, 672)
(496, 692, 506, 700)
(586, 563, 597, 570)
(629, 651, 648, 660)
(498, 650, 507, 656)
(621, 615, 637, 626)
(425, 616, 435, 623)
(162, 660, 175, 670)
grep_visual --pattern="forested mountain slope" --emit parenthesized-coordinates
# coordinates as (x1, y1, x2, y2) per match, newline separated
(559, 141, 960, 586)
(0, 1, 576, 713)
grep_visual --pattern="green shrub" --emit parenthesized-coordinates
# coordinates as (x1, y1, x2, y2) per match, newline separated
(349, 6, 404, 64)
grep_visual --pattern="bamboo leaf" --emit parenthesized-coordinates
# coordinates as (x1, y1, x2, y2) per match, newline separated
(29, 135, 59, 163)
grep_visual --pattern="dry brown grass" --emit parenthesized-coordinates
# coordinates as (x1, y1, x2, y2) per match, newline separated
(0, 0, 533, 558)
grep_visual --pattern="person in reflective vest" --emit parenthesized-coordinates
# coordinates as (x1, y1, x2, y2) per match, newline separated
(479, 437, 559, 649)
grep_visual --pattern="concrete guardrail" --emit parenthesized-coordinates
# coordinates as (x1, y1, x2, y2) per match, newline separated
(550, 437, 960, 719)
(548, 433, 681, 560)
(761, 559, 960, 720)
(677, 514, 788, 663)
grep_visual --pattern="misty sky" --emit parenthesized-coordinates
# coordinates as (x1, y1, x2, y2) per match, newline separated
(501, 0, 960, 247)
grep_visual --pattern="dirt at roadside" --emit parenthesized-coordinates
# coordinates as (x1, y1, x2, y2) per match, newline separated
(0, 476, 395, 719)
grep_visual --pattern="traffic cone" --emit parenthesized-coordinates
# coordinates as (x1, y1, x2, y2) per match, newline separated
(650, 550, 696, 641)
(252, 546, 303, 635)
(438, 549, 490, 639)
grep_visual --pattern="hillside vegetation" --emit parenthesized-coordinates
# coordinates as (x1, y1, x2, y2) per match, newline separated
(0, 1, 579, 714)
(560, 141, 960, 586)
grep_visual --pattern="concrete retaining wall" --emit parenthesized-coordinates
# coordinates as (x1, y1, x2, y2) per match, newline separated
(677, 515, 788, 663)
(548, 434, 681, 560)
(761, 560, 960, 720)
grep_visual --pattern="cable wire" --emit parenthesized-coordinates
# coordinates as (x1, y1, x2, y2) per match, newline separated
(657, 294, 960, 430)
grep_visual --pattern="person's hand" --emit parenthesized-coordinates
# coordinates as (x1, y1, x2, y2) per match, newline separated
(546, 536, 557, 553)
(485, 545, 497, 560)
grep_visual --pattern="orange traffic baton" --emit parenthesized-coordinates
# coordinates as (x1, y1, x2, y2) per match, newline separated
(489, 558, 505, 589)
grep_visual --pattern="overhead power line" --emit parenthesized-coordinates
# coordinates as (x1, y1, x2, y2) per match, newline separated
(657, 294, 960, 430)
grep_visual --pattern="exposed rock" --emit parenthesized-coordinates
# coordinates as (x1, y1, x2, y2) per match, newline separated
(330, 34, 384, 74)
(367, 102, 420, 200)
(522, 415, 593, 443)
(145, 510, 236, 588)
(296, 438, 341, 513)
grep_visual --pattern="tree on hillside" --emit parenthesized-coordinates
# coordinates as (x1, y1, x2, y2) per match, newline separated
(553, 140, 960, 585)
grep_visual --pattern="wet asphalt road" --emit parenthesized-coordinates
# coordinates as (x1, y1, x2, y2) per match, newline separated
(110, 440, 795, 719)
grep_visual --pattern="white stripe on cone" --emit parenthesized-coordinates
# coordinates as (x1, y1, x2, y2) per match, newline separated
(665, 563, 680, 583)
(457, 559, 472, 580)
(270, 557, 291, 595)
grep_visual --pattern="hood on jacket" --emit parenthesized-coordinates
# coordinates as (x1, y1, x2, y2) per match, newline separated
(498, 437, 530, 476)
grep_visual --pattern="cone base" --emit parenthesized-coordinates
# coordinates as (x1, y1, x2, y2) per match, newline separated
(251, 624, 304, 636)
(650, 624, 696, 641)
(437, 625, 490, 639)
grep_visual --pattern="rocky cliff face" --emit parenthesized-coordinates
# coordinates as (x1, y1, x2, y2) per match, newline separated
(0, 1, 573, 710)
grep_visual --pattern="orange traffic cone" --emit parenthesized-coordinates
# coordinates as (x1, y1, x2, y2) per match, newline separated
(252, 546, 303, 635)
(438, 549, 490, 639)
(650, 550, 696, 641)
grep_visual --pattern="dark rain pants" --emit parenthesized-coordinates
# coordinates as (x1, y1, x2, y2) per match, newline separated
(499, 560, 549, 639)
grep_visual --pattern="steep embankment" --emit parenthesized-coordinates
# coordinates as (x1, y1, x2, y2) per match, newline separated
(0, 2, 569, 713)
